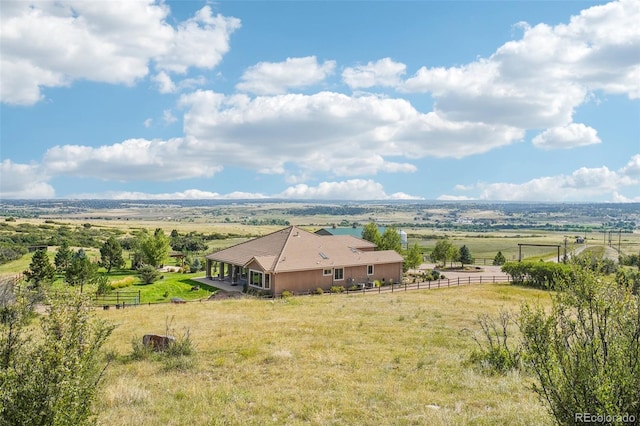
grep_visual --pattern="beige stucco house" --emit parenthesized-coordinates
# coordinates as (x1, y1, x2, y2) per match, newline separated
(204, 226, 403, 295)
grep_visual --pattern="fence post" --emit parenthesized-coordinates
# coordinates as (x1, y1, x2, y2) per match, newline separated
(448, 279, 450, 287)
(468, 276, 470, 284)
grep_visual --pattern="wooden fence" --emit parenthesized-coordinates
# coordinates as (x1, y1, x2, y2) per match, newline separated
(270, 274, 513, 299)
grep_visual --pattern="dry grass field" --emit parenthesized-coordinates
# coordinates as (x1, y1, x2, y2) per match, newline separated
(95, 283, 553, 425)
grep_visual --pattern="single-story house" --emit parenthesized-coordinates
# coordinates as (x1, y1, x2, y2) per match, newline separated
(204, 226, 403, 295)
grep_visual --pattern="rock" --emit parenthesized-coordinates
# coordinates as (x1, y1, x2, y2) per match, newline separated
(170, 297, 186, 304)
(142, 334, 176, 351)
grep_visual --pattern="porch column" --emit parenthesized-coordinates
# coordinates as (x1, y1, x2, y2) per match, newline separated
(205, 259, 211, 279)
(219, 262, 225, 280)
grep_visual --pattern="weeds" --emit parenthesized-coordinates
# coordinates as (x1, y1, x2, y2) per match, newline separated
(467, 310, 523, 374)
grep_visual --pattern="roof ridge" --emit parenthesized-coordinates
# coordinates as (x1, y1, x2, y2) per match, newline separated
(272, 225, 318, 270)
(271, 225, 297, 270)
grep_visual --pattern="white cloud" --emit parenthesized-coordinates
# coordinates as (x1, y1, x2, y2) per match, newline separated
(42, 138, 222, 181)
(154, 6, 240, 74)
(143, 118, 153, 128)
(236, 56, 336, 95)
(162, 110, 178, 125)
(0, 2, 239, 104)
(402, 0, 640, 131)
(276, 179, 422, 200)
(620, 154, 640, 176)
(447, 160, 639, 202)
(532, 123, 601, 150)
(178, 90, 522, 179)
(0, 160, 55, 198)
(152, 71, 176, 94)
(68, 189, 267, 200)
(342, 58, 406, 89)
(437, 195, 476, 201)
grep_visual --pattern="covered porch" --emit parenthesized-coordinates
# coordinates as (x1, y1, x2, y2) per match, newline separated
(204, 258, 247, 287)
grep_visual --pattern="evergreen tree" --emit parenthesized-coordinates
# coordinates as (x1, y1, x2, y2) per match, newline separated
(65, 250, 98, 293)
(54, 240, 73, 272)
(459, 245, 473, 267)
(493, 251, 506, 266)
(99, 236, 125, 273)
(23, 249, 55, 289)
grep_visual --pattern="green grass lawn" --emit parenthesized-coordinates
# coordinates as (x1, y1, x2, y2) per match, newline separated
(95, 283, 553, 425)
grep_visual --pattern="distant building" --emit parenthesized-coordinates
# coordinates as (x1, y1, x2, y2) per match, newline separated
(205, 226, 403, 295)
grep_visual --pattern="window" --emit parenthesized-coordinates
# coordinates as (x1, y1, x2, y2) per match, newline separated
(367, 265, 374, 275)
(264, 274, 270, 289)
(323, 269, 332, 276)
(334, 268, 344, 281)
(250, 270, 265, 288)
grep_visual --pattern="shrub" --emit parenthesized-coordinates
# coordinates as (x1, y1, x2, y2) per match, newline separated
(313, 287, 324, 295)
(0, 292, 115, 425)
(281, 290, 293, 298)
(137, 264, 160, 285)
(110, 276, 137, 290)
(329, 285, 345, 293)
(519, 266, 640, 424)
(468, 311, 522, 375)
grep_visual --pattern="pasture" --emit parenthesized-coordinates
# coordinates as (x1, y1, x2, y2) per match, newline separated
(95, 283, 553, 425)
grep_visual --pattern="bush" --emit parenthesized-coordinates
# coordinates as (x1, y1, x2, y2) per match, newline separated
(519, 266, 640, 424)
(137, 264, 160, 285)
(281, 290, 293, 298)
(501, 261, 572, 289)
(313, 287, 324, 295)
(0, 292, 115, 425)
(329, 285, 345, 293)
(468, 311, 522, 375)
(110, 276, 136, 290)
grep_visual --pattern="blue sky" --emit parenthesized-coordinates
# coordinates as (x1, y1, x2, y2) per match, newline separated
(1, 0, 639, 202)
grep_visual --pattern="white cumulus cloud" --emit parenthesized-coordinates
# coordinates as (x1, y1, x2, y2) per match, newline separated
(0, 160, 55, 198)
(277, 179, 422, 200)
(236, 56, 336, 95)
(342, 57, 407, 89)
(402, 0, 640, 131)
(532, 123, 601, 150)
(0, 2, 240, 105)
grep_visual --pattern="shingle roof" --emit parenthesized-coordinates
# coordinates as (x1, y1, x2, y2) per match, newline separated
(206, 226, 402, 272)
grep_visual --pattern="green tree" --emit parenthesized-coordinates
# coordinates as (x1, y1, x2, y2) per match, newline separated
(139, 228, 170, 267)
(493, 251, 506, 266)
(430, 238, 455, 267)
(404, 243, 423, 271)
(380, 226, 402, 253)
(0, 291, 115, 425)
(99, 236, 125, 273)
(23, 249, 55, 290)
(138, 264, 161, 285)
(519, 266, 640, 424)
(189, 257, 203, 273)
(65, 250, 99, 293)
(361, 222, 381, 247)
(459, 245, 473, 267)
(54, 240, 73, 272)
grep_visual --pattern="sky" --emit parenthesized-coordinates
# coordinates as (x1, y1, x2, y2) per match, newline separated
(1, 0, 639, 202)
